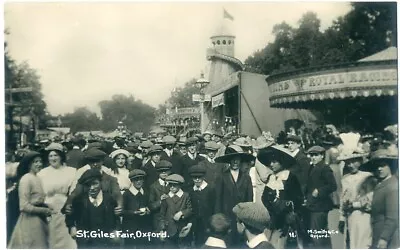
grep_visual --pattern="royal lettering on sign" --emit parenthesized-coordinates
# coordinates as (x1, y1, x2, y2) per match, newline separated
(268, 69, 398, 96)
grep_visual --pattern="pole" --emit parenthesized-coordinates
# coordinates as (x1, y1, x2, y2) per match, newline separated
(200, 101, 204, 133)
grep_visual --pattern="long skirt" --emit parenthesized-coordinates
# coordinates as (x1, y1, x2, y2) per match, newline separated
(8, 213, 49, 248)
(347, 210, 372, 249)
(48, 212, 77, 248)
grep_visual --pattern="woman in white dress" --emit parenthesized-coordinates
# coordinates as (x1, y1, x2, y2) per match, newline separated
(38, 142, 77, 248)
(109, 149, 131, 193)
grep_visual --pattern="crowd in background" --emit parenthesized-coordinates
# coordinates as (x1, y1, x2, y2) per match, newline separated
(5, 123, 399, 249)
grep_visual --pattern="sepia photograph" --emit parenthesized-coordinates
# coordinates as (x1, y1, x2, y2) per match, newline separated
(3, 1, 398, 249)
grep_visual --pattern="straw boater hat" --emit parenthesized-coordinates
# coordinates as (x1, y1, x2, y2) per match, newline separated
(109, 149, 130, 159)
(360, 148, 399, 173)
(257, 145, 296, 167)
(215, 145, 255, 163)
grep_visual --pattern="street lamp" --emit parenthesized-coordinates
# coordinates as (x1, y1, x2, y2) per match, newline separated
(194, 73, 210, 133)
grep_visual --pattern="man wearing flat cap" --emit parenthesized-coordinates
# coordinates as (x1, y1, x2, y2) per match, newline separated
(233, 202, 274, 249)
(122, 169, 151, 248)
(139, 140, 154, 167)
(142, 144, 164, 190)
(180, 137, 206, 190)
(65, 168, 120, 249)
(304, 146, 337, 249)
(160, 135, 184, 176)
(66, 137, 86, 169)
(65, 148, 123, 217)
(198, 141, 225, 186)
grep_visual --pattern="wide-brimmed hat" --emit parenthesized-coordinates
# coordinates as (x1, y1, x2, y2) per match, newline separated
(45, 142, 64, 152)
(336, 132, 368, 161)
(215, 145, 255, 163)
(186, 137, 198, 146)
(110, 149, 130, 159)
(233, 137, 252, 148)
(257, 145, 295, 167)
(252, 135, 274, 150)
(286, 134, 302, 144)
(360, 148, 398, 172)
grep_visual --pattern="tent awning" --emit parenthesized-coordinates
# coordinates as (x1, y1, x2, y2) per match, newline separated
(266, 59, 397, 108)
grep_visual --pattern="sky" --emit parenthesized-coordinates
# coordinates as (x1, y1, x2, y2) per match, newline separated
(4, 2, 352, 116)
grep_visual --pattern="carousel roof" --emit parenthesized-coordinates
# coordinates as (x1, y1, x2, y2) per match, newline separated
(358, 46, 397, 62)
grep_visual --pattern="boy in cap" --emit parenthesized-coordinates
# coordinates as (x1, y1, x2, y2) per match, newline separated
(304, 146, 337, 249)
(160, 135, 184, 176)
(198, 140, 225, 186)
(148, 160, 173, 248)
(159, 174, 192, 248)
(203, 214, 231, 249)
(189, 165, 216, 247)
(233, 202, 275, 249)
(65, 168, 120, 249)
(65, 148, 122, 216)
(122, 169, 151, 248)
(142, 144, 163, 190)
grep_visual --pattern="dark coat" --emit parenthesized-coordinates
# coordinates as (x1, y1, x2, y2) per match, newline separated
(65, 192, 120, 249)
(159, 192, 192, 238)
(122, 189, 151, 231)
(261, 171, 303, 230)
(161, 150, 184, 176)
(148, 180, 170, 231)
(66, 148, 86, 169)
(215, 168, 253, 222)
(66, 172, 123, 209)
(142, 161, 159, 190)
(371, 176, 399, 248)
(198, 160, 225, 186)
(189, 184, 216, 246)
(305, 161, 337, 212)
(181, 154, 206, 189)
(290, 150, 311, 194)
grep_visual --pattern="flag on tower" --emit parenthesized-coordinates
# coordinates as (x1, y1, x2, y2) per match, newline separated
(223, 8, 234, 21)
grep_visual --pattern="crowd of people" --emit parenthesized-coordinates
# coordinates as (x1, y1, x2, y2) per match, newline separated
(5, 123, 399, 249)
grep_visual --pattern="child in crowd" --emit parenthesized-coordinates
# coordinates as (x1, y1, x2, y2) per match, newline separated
(122, 169, 151, 248)
(203, 213, 231, 249)
(189, 164, 216, 247)
(65, 168, 120, 249)
(148, 160, 173, 248)
(159, 174, 192, 248)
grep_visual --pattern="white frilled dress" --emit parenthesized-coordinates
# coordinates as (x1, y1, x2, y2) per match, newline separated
(110, 167, 131, 193)
(8, 173, 49, 249)
(38, 165, 77, 249)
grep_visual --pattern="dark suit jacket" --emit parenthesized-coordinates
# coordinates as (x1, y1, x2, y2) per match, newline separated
(122, 190, 151, 231)
(161, 150, 184, 176)
(290, 150, 311, 194)
(66, 172, 123, 209)
(371, 176, 399, 248)
(66, 148, 86, 169)
(215, 168, 253, 222)
(142, 161, 159, 190)
(181, 154, 206, 189)
(159, 192, 192, 237)
(198, 160, 225, 186)
(305, 161, 337, 212)
(149, 180, 170, 231)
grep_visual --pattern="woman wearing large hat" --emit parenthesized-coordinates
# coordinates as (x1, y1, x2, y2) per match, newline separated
(257, 145, 304, 249)
(9, 151, 54, 248)
(360, 148, 399, 249)
(214, 145, 255, 247)
(37, 143, 77, 248)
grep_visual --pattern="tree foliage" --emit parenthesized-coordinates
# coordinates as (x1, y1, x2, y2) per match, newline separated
(167, 78, 199, 108)
(99, 94, 156, 133)
(244, 2, 397, 75)
(60, 107, 101, 133)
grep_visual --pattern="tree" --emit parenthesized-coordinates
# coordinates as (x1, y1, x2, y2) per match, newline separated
(60, 107, 101, 133)
(167, 78, 199, 108)
(99, 94, 156, 133)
